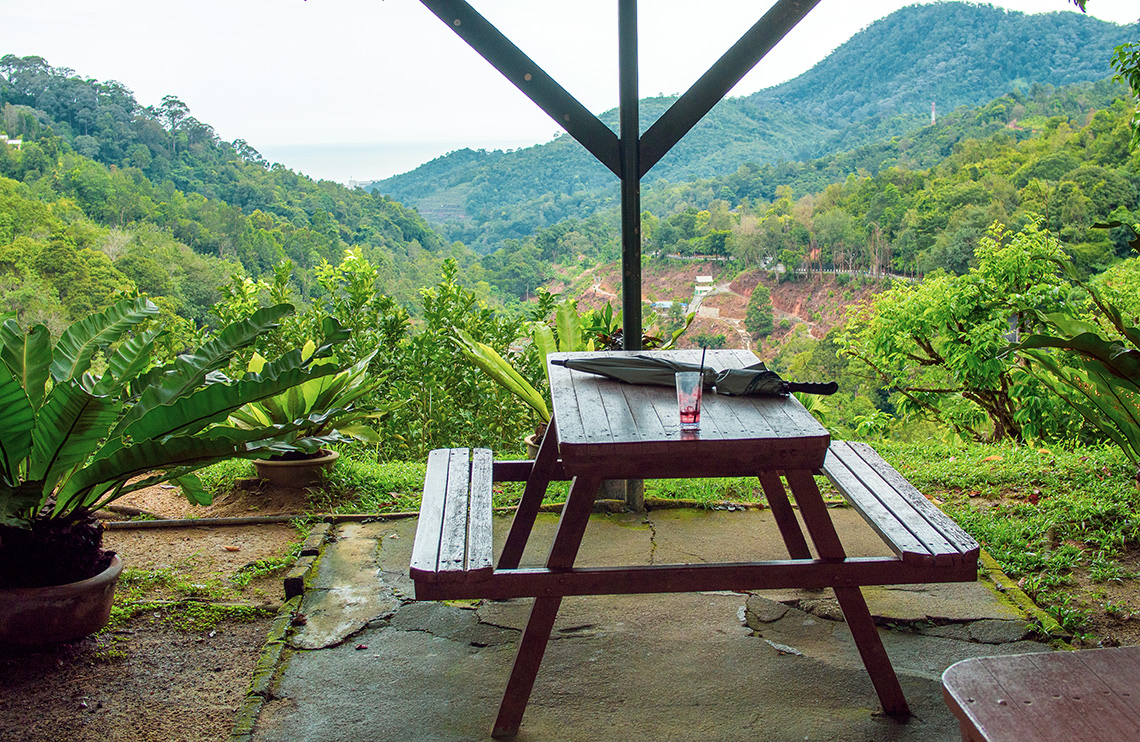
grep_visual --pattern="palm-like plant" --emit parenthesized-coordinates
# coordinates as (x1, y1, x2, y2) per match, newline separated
(0, 297, 352, 587)
(1011, 245, 1140, 479)
(226, 349, 393, 456)
(453, 298, 696, 432)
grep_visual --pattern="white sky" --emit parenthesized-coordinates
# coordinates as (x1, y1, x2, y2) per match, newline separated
(3, 1, 1137, 182)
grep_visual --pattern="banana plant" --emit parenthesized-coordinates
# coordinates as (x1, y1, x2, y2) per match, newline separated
(454, 329, 550, 422)
(455, 297, 699, 427)
(0, 297, 354, 528)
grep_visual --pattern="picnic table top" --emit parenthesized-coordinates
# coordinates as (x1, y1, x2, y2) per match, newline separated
(547, 349, 830, 478)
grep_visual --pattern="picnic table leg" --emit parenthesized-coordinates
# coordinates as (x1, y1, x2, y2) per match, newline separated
(499, 417, 560, 570)
(758, 471, 812, 559)
(784, 469, 911, 718)
(492, 471, 602, 738)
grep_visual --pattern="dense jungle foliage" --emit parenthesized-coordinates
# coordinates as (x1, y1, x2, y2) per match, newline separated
(468, 93, 1140, 301)
(0, 53, 488, 320)
(1, 3, 1139, 461)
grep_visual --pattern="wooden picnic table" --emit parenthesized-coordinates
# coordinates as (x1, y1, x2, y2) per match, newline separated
(410, 349, 979, 738)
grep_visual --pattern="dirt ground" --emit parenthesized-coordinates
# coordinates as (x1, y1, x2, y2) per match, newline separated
(0, 486, 303, 742)
(580, 264, 881, 356)
(108, 479, 318, 520)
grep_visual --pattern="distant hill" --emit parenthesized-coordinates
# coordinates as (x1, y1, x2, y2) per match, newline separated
(0, 54, 467, 309)
(369, 2, 1137, 252)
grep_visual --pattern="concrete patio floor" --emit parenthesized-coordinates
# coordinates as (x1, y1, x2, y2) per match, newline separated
(248, 507, 1052, 742)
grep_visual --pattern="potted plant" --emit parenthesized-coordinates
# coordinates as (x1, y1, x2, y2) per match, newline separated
(227, 349, 396, 487)
(0, 298, 352, 644)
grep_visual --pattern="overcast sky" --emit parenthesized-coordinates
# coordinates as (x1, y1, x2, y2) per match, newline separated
(3, 1, 1137, 182)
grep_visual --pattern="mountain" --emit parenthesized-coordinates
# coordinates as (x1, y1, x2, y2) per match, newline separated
(369, 2, 1137, 252)
(0, 54, 471, 313)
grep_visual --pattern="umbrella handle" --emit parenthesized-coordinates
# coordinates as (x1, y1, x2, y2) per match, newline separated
(786, 381, 839, 396)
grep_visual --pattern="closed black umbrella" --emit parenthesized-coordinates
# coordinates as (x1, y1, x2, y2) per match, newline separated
(551, 355, 837, 396)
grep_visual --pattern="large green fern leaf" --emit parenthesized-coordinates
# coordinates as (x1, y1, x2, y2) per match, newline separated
(50, 297, 159, 383)
(29, 382, 122, 489)
(0, 361, 34, 483)
(0, 319, 51, 410)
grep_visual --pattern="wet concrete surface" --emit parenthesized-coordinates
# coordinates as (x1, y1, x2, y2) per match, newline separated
(251, 508, 1049, 742)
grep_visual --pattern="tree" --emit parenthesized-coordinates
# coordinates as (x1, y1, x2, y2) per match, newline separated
(745, 283, 774, 338)
(156, 95, 189, 155)
(839, 221, 1072, 442)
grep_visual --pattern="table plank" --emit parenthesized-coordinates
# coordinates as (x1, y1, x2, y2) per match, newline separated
(567, 371, 621, 447)
(1073, 645, 1140, 718)
(982, 652, 1127, 738)
(617, 380, 673, 439)
(943, 657, 1051, 741)
(944, 647, 1140, 741)
(724, 348, 819, 440)
(1024, 650, 1140, 732)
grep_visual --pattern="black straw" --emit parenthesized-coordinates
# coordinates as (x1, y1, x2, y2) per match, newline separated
(699, 346, 707, 376)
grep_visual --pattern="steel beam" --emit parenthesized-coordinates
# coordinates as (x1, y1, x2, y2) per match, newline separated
(416, 0, 821, 345)
(419, 0, 620, 175)
(640, 0, 821, 176)
(618, 0, 641, 350)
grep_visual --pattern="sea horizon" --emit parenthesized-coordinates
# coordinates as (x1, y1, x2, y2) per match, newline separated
(256, 138, 550, 188)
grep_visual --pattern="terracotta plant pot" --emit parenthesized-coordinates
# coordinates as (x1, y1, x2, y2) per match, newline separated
(525, 433, 541, 459)
(253, 449, 339, 488)
(0, 553, 123, 645)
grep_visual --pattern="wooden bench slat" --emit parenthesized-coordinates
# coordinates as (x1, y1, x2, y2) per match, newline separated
(823, 446, 936, 565)
(439, 448, 473, 574)
(410, 449, 452, 576)
(824, 441, 977, 567)
(829, 441, 959, 566)
(846, 441, 980, 560)
(467, 448, 494, 574)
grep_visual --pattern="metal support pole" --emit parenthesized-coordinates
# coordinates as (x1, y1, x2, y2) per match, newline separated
(618, 0, 645, 511)
(618, 0, 641, 351)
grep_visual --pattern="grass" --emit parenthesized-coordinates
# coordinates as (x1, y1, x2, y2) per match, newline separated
(198, 445, 771, 514)
(873, 439, 1140, 643)
(196, 438, 1140, 643)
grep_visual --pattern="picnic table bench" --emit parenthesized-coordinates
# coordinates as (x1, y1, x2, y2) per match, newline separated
(408, 349, 980, 737)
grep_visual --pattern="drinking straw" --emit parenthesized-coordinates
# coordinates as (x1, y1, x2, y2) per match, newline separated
(699, 346, 707, 376)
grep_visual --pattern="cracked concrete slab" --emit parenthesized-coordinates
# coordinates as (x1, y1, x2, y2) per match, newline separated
(288, 526, 400, 650)
(923, 619, 1033, 644)
(389, 601, 517, 648)
(256, 509, 1053, 741)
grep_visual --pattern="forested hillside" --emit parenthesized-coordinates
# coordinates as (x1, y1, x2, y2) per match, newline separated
(0, 54, 478, 333)
(473, 90, 1140, 299)
(372, 3, 1136, 252)
(2, 8, 1138, 333)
